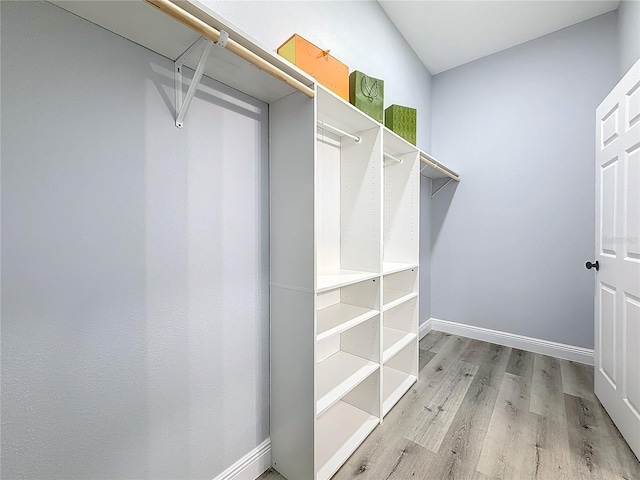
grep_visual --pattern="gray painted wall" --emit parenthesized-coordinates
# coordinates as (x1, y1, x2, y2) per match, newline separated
(619, 0, 640, 76)
(430, 12, 619, 349)
(1, 2, 269, 478)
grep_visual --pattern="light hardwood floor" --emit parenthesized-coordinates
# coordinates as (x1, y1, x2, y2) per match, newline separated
(261, 331, 640, 480)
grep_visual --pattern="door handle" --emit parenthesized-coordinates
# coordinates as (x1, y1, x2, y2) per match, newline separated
(586, 261, 599, 271)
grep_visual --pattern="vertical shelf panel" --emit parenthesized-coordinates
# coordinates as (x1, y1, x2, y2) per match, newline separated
(270, 90, 316, 291)
(270, 90, 317, 480)
(383, 341, 418, 416)
(383, 129, 420, 267)
(340, 126, 382, 274)
(380, 129, 420, 424)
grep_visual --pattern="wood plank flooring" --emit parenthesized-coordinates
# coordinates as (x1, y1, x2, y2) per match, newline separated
(261, 332, 640, 480)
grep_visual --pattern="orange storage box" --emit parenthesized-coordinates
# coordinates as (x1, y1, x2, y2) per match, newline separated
(277, 34, 349, 101)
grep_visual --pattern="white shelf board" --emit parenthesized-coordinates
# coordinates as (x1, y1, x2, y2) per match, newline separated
(317, 304, 379, 342)
(316, 400, 379, 480)
(383, 289, 417, 311)
(383, 328, 417, 363)
(50, 0, 314, 104)
(317, 270, 379, 293)
(383, 127, 418, 157)
(419, 150, 460, 181)
(382, 262, 419, 275)
(317, 86, 379, 136)
(316, 351, 378, 417)
(383, 366, 417, 416)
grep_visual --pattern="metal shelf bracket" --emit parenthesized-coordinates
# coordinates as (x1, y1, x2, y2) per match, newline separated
(174, 31, 229, 128)
(430, 178, 453, 198)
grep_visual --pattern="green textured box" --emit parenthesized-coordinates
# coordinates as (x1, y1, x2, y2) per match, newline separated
(349, 71, 384, 123)
(384, 104, 416, 145)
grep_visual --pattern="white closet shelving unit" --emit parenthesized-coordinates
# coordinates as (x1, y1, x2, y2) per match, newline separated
(271, 84, 422, 479)
(46, 2, 460, 479)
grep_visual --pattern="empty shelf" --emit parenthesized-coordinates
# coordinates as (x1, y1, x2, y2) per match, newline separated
(317, 270, 379, 293)
(383, 366, 416, 416)
(316, 400, 379, 480)
(382, 262, 418, 275)
(383, 289, 417, 311)
(383, 328, 416, 363)
(316, 351, 379, 416)
(317, 304, 379, 342)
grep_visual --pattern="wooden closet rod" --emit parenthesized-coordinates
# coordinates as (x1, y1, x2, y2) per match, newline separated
(144, 0, 315, 98)
(420, 154, 459, 181)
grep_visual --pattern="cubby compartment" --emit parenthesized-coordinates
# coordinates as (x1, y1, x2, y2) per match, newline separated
(316, 372, 380, 480)
(317, 278, 380, 342)
(316, 87, 382, 292)
(383, 297, 418, 363)
(382, 128, 420, 274)
(316, 316, 380, 416)
(383, 341, 418, 416)
(383, 267, 418, 311)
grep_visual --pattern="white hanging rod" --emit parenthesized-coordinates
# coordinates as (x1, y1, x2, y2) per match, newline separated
(317, 121, 361, 143)
(144, 0, 315, 99)
(383, 152, 403, 166)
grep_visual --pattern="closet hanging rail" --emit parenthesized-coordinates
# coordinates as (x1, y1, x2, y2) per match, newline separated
(317, 121, 361, 143)
(420, 152, 459, 181)
(144, 0, 315, 98)
(383, 152, 403, 166)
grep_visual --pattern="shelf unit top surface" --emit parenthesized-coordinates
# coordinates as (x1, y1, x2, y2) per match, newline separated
(383, 127, 418, 157)
(317, 86, 379, 135)
(49, 0, 314, 104)
(317, 304, 379, 342)
(316, 351, 378, 416)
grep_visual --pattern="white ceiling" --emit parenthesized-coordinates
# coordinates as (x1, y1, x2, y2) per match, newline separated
(378, 1, 620, 74)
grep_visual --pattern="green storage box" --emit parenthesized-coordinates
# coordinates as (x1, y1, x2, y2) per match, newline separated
(384, 104, 416, 145)
(349, 71, 384, 123)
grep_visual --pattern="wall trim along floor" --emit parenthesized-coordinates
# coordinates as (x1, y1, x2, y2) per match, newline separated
(213, 438, 271, 480)
(421, 318, 594, 366)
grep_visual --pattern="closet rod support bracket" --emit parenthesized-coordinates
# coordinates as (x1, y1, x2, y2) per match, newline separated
(430, 178, 453, 198)
(174, 36, 218, 128)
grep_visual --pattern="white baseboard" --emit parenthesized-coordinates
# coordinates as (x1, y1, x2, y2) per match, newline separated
(213, 438, 271, 480)
(429, 318, 594, 366)
(419, 318, 432, 340)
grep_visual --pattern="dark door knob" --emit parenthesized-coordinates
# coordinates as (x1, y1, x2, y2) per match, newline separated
(586, 261, 599, 271)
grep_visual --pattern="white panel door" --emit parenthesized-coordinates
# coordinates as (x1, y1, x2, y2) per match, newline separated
(594, 58, 640, 460)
